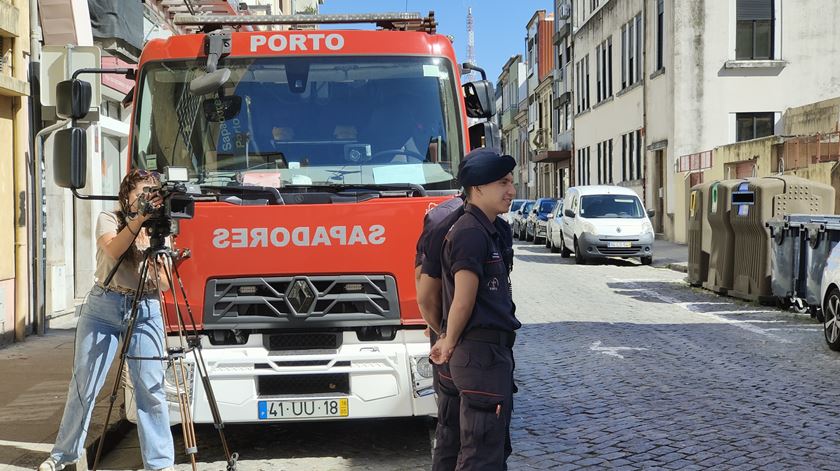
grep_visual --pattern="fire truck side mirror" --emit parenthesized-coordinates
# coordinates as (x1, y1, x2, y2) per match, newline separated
(468, 121, 500, 152)
(55, 79, 93, 120)
(53, 127, 87, 189)
(463, 80, 496, 119)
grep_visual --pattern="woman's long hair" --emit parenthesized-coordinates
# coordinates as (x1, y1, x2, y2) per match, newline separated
(115, 169, 160, 264)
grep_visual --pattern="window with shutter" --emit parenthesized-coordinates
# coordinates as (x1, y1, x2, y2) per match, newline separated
(736, 0, 774, 60)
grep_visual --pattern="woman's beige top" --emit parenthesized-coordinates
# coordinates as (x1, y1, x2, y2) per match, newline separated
(94, 211, 160, 294)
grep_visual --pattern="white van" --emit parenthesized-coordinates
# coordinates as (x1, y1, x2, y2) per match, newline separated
(560, 185, 655, 265)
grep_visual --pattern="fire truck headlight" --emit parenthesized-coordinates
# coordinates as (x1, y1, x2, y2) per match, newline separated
(410, 355, 435, 397)
(164, 362, 195, 404)
(413, 356, 434, 378)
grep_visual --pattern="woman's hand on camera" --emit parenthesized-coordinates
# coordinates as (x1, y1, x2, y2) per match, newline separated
(137, 193, 164, 222)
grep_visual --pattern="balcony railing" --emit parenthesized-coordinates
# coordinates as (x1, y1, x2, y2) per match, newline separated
(556, 129, 573, 151)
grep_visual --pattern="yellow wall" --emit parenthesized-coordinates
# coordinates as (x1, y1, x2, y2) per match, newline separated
(0, 95, 13, 281)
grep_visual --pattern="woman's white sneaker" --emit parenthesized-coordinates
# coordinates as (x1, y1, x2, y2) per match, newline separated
(37, 457, 64, 471)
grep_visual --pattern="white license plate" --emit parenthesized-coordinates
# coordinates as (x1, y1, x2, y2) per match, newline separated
(607, 241, 632, 248)
(258, 398, 349, 420)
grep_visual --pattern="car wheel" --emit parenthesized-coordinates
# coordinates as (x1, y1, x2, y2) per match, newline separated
(824, 287, 840, 351)
(512, 224, 519, 240)
(641, 255, 653, 266)
(574, 238, 586, 265)
(560, 236, 571, 258)
(545, 234, 552, 249)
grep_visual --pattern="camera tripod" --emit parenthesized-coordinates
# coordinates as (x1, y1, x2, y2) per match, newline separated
(91, 232, 238, 471)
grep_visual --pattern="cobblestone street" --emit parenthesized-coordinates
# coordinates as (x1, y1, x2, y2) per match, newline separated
(507, 243, 840, 470)
(86, 241, 840, 470)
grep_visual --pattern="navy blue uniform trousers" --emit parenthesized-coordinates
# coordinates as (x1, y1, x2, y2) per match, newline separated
(432, 339, 514, 470)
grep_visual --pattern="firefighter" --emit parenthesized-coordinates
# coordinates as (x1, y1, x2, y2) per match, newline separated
(430, 150, 519, 470)
(415, 149, 514, 470)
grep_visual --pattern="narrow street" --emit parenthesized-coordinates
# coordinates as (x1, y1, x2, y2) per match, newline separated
(88, 241, 840, 470)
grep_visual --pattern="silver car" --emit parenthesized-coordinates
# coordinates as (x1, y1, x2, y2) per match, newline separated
(545, 199, 565, 251)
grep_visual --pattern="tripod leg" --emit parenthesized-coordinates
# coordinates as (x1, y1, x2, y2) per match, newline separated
(91, 257, 152, 471)
(153, 256, 198, 470)
(168, 354, 198, 471)
(166, 256, 239, 470)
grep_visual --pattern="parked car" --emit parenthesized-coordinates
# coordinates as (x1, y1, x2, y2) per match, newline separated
(546, 200, 565, 252)
(560, 185, 655, 265)
(512, 200, 535, 240)
(525, 198, 559, 243)
(503, 199, 527, 224)
(820, 244, 840, 351)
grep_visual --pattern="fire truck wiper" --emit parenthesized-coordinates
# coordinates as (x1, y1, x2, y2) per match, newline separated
(200, 184, 285, 205)
(309, 183, 427, 197)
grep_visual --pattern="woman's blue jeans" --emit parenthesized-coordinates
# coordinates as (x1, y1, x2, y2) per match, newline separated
(50, 285, 174, 470)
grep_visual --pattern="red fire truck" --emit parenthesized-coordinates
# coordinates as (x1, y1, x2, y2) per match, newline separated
(52, 11, 497, 425)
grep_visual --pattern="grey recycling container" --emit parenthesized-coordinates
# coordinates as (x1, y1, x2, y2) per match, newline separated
(730, 176, 835, 303)
(767, 215, 813, 302)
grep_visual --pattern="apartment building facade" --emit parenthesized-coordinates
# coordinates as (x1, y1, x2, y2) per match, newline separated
(572, 0, 645, 202)
(552, 0, 575, 194)
(572, 0, 840, 243)
(499, 55, 527, 196)
(525, 10, 558, 199)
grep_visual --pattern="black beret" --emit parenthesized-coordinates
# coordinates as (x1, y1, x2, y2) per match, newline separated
(458, 148, 516, 186)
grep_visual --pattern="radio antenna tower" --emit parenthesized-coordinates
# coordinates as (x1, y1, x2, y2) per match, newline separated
(466, 7, 478, 82)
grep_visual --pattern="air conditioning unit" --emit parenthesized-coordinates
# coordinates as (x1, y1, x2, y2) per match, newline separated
(558, 3, 571, 20)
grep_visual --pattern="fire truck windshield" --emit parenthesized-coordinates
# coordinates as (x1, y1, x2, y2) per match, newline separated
(132, 56, 464, 191)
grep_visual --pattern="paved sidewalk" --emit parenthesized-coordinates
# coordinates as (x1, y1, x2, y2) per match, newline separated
(652, 236, 689, 273)
(0, 314, 128, 471)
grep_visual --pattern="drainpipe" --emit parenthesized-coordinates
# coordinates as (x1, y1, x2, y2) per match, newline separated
(32, 120, 70, 335)
(27, 0, 45, 336)
(641, 0, 649, 210)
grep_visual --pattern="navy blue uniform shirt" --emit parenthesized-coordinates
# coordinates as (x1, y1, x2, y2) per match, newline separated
(441, 204, 520, 334)
(415, 197, 466, 269)
(420, 202, 513, 279)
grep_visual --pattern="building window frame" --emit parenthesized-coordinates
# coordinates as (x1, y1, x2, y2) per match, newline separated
(622, 129, 643, 181)
(621, 13, 643, 89)
(596, 37, 613, 103)
(577, 147, 592, 185)
(735, 0, 775, 60)
(655, 0, 665, 71)
(576, 54, 591, 113)
(735, 112, 775, 141)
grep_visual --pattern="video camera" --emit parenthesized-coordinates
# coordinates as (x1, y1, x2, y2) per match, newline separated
(136, 167, 200, 239)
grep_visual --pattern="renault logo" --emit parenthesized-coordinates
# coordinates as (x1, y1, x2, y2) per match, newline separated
(286, 279, 316, 314)
(616, 227, 622, 233)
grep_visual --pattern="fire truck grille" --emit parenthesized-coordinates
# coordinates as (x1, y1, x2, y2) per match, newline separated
(204, 275, 400, 328)
(264, 333, 341, 351)
(258, 373, 350, 396)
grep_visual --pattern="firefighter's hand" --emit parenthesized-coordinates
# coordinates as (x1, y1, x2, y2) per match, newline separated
(430, 335, 455, 365)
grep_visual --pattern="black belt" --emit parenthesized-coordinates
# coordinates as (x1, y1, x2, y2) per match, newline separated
(462, 328, 516, 348)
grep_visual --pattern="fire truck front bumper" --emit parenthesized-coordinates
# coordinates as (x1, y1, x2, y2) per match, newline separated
(147, 329, 437, 424)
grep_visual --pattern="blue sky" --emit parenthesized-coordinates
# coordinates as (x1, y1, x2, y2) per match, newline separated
(319, 1, 552, 82)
